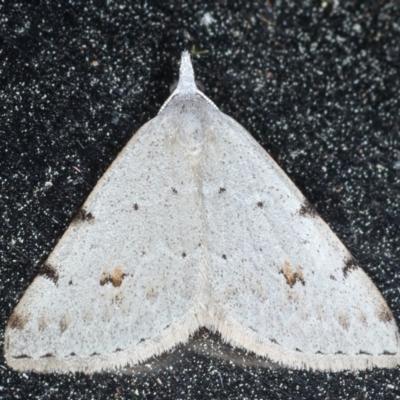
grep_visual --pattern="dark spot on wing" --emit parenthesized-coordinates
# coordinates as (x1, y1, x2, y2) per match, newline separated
(329, 275, 336, 280)
(257, 201, 264, 208)
(100, 267, 125, 287)
(70, 352, 76, 356)
(182, 252, 187, 258)
(298, 200, 318, 218)
(140, 338, 146, 343)
(38, 263, 59, 284)
(278, 261, 305, 288)
(69, 280, 73, 285)
(90, 352, 100, 356)
(219, 187, 226, 194)
(133, 203, 139, 210)
(342, 256, 359, 278)
(14, 354, 30, 359)
(8, 313, 29, 330)
(358, 350, 372, 355)
(73, 208, 94, 223)
(114, 348, 122, 352)
(269, 338, 279, 345)
(172, 187, 178, 194)
(335, 351, 344, 354)
(295, 348, 302, 352)
(110, 267, 124, 287)
(222, 254, 227, 260)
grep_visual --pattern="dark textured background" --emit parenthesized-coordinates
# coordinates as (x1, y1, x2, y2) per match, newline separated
(1, 1, 400, 399)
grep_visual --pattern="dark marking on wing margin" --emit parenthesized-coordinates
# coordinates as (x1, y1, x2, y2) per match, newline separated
(38, 263, 59, 284)
(342, 256, 359, 278)
(73, 208, 94, 223)
(298, 200, 318, 218)
(358, 350, 372, 355)
(8, 313, 29, 330)
(40, 353, 54, 358)
(378, 306, 393, 323)
(382, 350, 397, 355)
(219, 187, 226, 194)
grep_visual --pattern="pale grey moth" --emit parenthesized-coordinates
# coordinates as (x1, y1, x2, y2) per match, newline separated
(5, 52, 400, 373)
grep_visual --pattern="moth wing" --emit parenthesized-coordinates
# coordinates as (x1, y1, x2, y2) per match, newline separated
(5, 114, 204, 373)
(202, 109, 400, 371)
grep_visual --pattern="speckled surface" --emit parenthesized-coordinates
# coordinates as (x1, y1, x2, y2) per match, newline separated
(1, 1, 400, 399)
